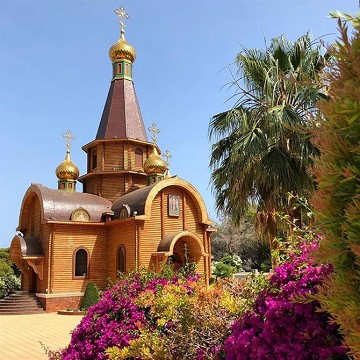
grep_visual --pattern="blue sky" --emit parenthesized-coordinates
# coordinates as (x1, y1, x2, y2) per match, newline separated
(0, 0, 357, 248)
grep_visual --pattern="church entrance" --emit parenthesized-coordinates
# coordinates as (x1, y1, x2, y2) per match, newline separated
(152, 230, 208, 274)
(27, 268, 37, 293)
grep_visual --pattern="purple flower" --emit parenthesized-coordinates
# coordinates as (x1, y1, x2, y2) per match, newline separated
(225, 242, 348, 360)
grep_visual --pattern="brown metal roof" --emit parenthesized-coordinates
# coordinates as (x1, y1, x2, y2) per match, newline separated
(96, 78, 148, 141)
(28, 184, 112, 222)
(112, 184, 156, 218)
(19, 236, 43, 256)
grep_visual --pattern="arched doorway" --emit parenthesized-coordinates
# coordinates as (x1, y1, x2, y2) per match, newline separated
(152, 230, 208, 275)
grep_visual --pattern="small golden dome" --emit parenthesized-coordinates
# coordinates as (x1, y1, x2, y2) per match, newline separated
(56, 151, 80, 180)
(143, 147, 168, 175)
(109, 31, 136, 63)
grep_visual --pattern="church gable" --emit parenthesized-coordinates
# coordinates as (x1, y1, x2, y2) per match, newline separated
(18, 190, 42, 238)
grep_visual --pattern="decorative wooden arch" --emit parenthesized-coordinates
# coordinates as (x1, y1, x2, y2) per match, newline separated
(151, 230, 209, 272)
(143, 178, 211, 225)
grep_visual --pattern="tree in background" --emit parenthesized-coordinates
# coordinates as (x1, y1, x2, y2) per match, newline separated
(209, 34, 328, 259)
(211, 212, 271, 271)
(0, 248, 19, 277)
(0, 248, 21, 298)
(312, 12, 360, 358)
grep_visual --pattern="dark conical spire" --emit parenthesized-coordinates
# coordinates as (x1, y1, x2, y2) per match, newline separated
(95, 6, 148, 142)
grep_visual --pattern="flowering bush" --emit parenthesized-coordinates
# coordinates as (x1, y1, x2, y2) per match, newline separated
(59, 274, 147, 359)
(106, 277, 245, 360)
(225, 241, 348, 360)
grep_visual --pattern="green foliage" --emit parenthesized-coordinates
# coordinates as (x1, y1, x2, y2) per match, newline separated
(312, 12, 360, 358)
(0, 273, 21, 298)
(211, 214, 271, 271)
(212, 262, 238, 279)
(106, 277, 246, 360)
(212, 254, 243, 279)
(0, 247, 20, 277)
(209, 33, 328, 246)
(80, 282, 100, 311)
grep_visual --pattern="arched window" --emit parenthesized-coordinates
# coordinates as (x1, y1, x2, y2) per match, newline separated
(92, 150, 97, 170)
(74, 248, 88, 277)
(135, 148, 143, 167)
(117, 245, 126, 275)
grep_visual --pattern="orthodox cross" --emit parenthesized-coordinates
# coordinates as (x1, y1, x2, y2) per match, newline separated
(148, 123, 160, 144)
(62, 129, 76, 152)
(163, 149, 172, 165)
(114, 6, 129, 32)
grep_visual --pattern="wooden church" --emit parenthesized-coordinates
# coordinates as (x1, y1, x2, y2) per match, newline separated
(9, 7, 213, 311)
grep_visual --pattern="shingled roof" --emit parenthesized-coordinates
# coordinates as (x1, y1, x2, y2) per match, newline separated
(23, 184, 112, 222)
(96, 78, 148, 141)
(112, 183, 156, 218)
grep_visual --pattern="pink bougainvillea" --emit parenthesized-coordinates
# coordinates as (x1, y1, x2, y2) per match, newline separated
(225, 242, 347, 360)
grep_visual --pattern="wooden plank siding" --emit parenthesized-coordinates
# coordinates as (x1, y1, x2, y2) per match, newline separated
(101, 176, 125, 202)
(51, 224, 108, 293)
(184, 193, 203, 234)
(104, 143, 124, 171)
(139, 187, 207, 276)
(139, 193, 162, 268)
(37, 225, 50, 293)
(84, 177, 101, 197)
(107, 221, 137, 283)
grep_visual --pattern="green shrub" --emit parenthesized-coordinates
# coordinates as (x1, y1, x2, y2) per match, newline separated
(212, 262, 238, 279)
(80, 282, 100, 311)
(312, 12, 360, 357)
(0, 273, 21, 298)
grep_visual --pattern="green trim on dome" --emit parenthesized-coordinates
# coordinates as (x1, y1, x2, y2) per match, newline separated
(112, 59, 133, 81)
(58, 179, 77, 192)
(147, 174, 164, 186)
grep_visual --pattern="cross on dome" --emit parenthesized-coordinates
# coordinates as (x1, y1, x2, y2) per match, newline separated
(163, 149, 172, 164)
(148, 123, 160, 144)
(114, 6, 129, 33)
(62, 129, 76, 152)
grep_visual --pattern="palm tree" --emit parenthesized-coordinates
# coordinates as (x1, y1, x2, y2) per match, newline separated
(209, 34, 328, 250)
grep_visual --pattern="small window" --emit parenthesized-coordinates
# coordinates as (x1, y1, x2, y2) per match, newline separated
(135, 148, 143, 167)
(92, 150, 97, 170)
(125, 63, 129, 75)
(119, 204, 130, 219)
(74, 248, 88, 277)
(117, 245, 126, 274)
(118, 63, 122, 74)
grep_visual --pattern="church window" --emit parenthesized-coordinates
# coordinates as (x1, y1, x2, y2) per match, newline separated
(125, 63, 129, 75)
(61, 183, 65, 189)
(74, 248, 88, 277)
(92, 150, 97, 169)
(117, 245, 126, 275)
(119, 205, 130, 219)
(118, 63, 122, 74)
(135, 148, 143, 167)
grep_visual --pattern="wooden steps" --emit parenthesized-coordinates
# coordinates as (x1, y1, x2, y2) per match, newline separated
(0, 291, 44, 315)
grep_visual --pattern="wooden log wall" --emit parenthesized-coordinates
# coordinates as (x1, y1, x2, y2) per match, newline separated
(139, 186, 207, 276)
(101, 176, 125, 202)
(107, 221, 136, 283)
(104, 143, 124, 171)
(51, 224, 108, 293)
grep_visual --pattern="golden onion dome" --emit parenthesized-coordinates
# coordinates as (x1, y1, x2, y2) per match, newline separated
(56, 151, 80, 180)
(143, 147, 168, 175)
(109, 31, 136, 63)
